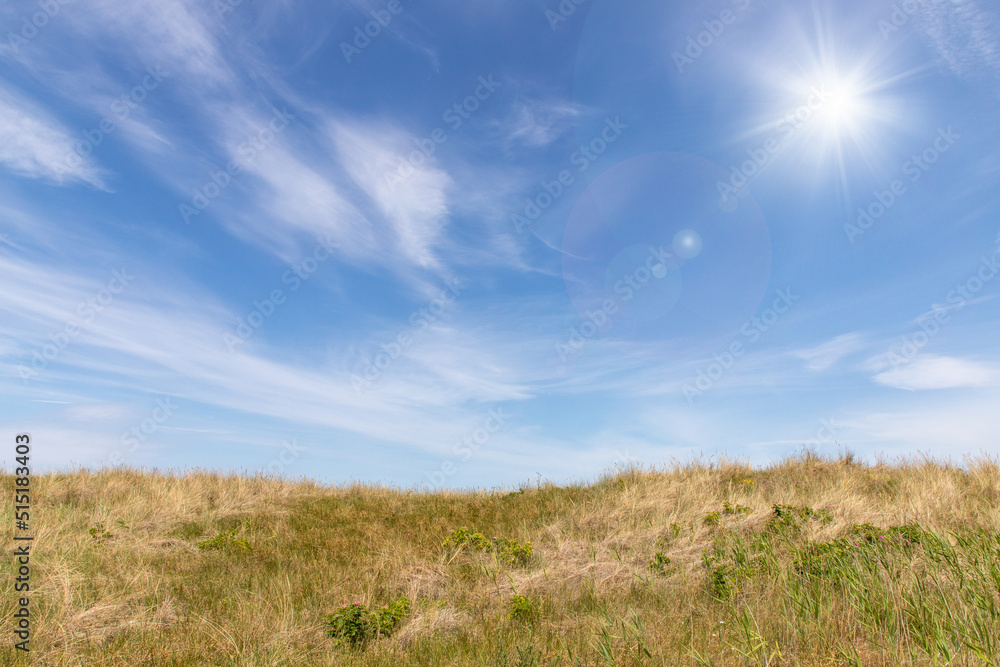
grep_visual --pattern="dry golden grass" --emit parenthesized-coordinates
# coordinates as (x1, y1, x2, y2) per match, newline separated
(3, 453, 1000, 665)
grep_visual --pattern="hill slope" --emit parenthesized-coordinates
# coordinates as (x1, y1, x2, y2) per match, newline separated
(3, 454, 1000, 665)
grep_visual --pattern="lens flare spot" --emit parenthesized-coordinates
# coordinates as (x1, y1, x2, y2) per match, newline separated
(673, 229, 703, 259)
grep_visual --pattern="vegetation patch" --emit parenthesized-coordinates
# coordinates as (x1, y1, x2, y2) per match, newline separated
(507, 595, 540, 623)
(196, 527, 251, 551)
(766, 503, 833, 534)
(325, 597, 411, 648)
(443, 527, 533, 566)
(648, 551, 671, 576)
(88, 522, 112, 542)
(723, 501, 752, 516)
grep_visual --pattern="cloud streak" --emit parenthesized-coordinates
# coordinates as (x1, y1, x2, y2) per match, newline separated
(0, 87, 106, 188)
(872, 355, 996, 391)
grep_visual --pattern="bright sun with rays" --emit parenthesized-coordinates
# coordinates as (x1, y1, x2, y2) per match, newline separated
(820, 84, 864, 128)
(779, 62, 898, 187)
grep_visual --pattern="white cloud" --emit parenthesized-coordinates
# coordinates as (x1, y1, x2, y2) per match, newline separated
(873, 355, 996, 390)
(332, 121, 452, 270)
(0, 87, 106, 188)
(0, 244, 544, 457)
(76, 0, 232, 88)
(794, 332, 864, 371)
(916, 0, 1000, 97)
(502, 99, 580, 148)
(229, 138, 377, 262)
(64, 403, 134, 422)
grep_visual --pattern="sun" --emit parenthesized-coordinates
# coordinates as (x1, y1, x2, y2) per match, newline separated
(774, 63, 891, 168)
(714, 2, 916, 216)
(820, 84, 863, 128)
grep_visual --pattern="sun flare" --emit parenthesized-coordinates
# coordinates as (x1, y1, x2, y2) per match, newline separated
(820, 84, 863, 126)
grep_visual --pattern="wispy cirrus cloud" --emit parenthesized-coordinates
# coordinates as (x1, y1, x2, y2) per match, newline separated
(872, 355, 996, 391)
(501, 98, 581, 148)
(332, 120, 452, 271)
(0, 230, 542, 458)
(794, 332, 865, 371)
(0, 87, 107, 188)
(915, 0, 1000, 96)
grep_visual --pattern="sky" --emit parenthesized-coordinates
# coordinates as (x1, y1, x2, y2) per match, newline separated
(1, 0, 999, 491)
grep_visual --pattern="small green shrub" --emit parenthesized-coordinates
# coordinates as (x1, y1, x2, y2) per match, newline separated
(648, 551, 671, 576)
(443, 528, 533, 567)
(793, 540, 850, 578)
(723, 502, 752, 515)
(703, 511, 721, 526)
(701, 532, 770, 599)
(767, 504, 832, 533)
(848, 522, 925, 547)
(197, 528, 251, 551)
(494, 537, 534, 566)
(443, 527, 492, 551)
(88, 523, 112, 541)
(703, 552, 755, 598)
(508, 595, 539, 623)
(325, 597, 410, 648)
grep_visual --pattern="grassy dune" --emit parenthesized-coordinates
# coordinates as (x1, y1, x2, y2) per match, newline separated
(3, 453, 1000, 665)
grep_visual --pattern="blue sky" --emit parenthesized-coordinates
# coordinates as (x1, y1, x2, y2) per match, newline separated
(1, 0, 999, 490)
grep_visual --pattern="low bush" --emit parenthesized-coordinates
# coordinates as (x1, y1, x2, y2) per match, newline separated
(196, 527, 251, 551)
(325, 597, 411, 648)
(443, 527, 533, 567)
(648, 551, 671, 576)
(507, 595, 540, 623)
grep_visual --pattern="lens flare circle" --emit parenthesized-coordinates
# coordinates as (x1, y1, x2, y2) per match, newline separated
(560, 152, 772, 362)
(673, 229, 703, 259)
